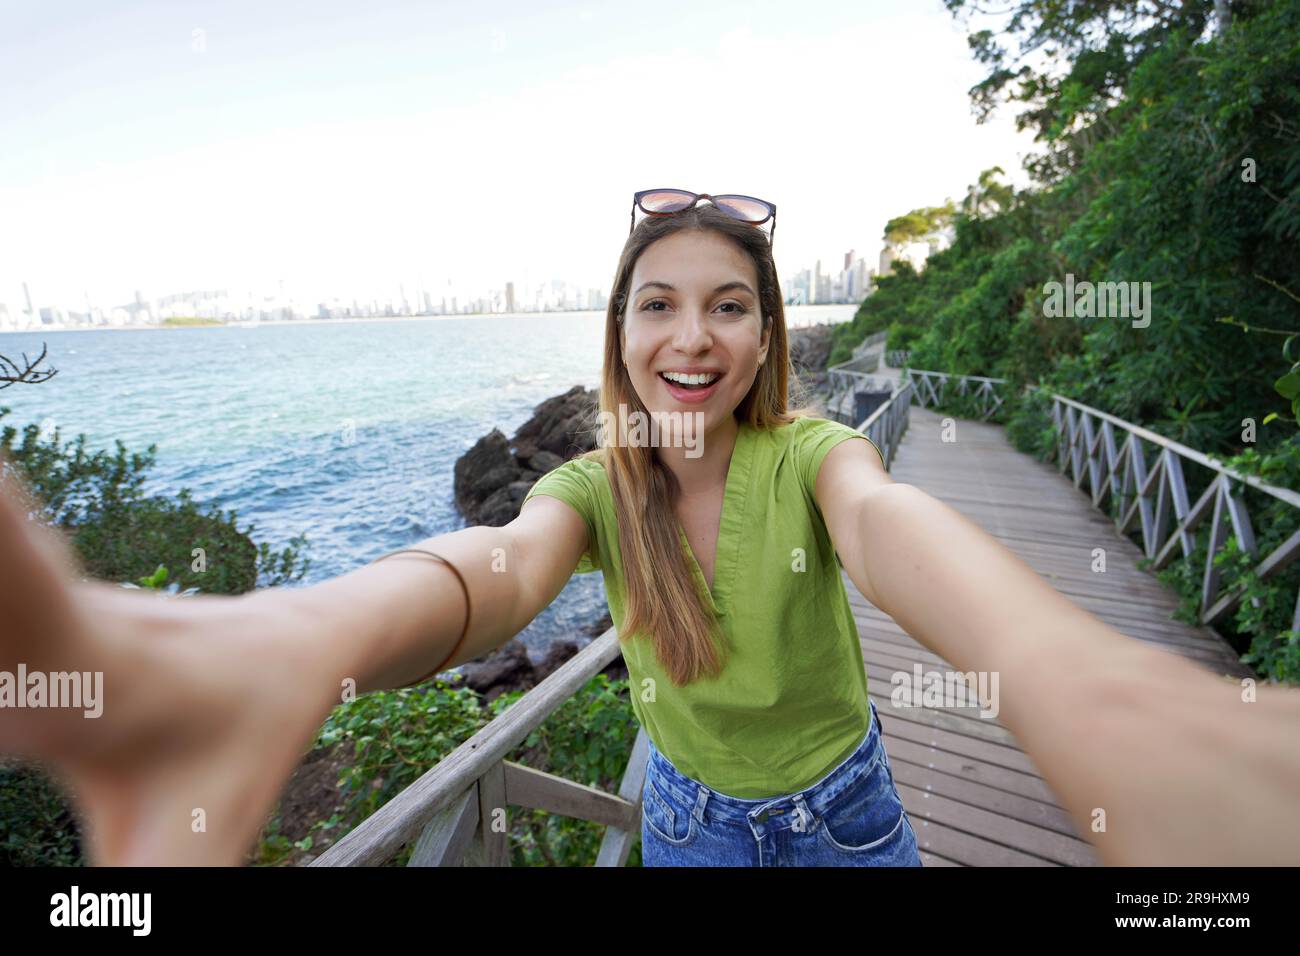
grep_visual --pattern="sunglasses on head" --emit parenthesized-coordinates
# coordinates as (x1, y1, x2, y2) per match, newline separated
(630, 189, 777, 246)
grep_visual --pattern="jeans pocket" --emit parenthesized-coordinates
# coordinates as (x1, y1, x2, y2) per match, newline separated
(815, 749, 906, 854)
(643, 778, 698, 847)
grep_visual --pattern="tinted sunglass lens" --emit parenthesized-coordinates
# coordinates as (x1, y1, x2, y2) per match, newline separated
(640, 190, 697, 213)
(714, 196, 772, 223)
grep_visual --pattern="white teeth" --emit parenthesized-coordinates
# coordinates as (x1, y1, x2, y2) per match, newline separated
(662, 371, 720, 386)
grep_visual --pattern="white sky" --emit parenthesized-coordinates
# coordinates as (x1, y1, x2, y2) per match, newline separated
(0, 0, 1036, 311)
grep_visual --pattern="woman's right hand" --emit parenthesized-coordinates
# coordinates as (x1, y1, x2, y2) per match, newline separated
(0, 463, 343, 865)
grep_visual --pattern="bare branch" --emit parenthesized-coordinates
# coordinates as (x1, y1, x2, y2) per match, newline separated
(0, 341, 60, 389)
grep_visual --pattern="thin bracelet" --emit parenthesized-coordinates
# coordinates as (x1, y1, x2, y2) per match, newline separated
(372, 547, 473, 688)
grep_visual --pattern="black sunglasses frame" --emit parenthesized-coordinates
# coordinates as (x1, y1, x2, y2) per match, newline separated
(629, 189, 777, 247)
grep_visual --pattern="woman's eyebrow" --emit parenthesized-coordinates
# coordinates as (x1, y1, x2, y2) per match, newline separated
(633, 280, 756, 297)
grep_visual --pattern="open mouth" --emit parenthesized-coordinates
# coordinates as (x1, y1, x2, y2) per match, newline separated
(658, 371, 722, 391)
(658, 370, 724, 404)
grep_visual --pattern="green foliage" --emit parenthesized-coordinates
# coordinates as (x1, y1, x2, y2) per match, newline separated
(943, 0, 1216, 156)
(312, 673, 644, 866)
(0, 760, 83, 867)
(254, 813, 342, 866)
(840, 2, 1300, 682)
(0, 406, 311, 591)
(883, 203, 955, 245)
(1003, 386, 1058, 459)
(161, 316, 223, 327)
(922, 382, 1012, 425)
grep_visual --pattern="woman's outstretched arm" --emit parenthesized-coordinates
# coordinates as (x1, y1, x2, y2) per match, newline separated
(815, 438, 1300, 865)
(0, 461, 589, 865)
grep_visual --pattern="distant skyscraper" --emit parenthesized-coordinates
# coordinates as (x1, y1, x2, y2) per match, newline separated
(22, 282, 34, 317)
(844, 250, 854, 271)
(505, 282, 516, 313)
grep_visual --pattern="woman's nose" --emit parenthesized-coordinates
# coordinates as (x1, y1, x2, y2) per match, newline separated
(672, 310, 712, 352)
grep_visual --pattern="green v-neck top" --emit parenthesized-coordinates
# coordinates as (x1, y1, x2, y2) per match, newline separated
(521, 414, 887, 799)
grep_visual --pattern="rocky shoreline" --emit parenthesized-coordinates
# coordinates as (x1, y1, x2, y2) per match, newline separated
(445, 322, 840, 699)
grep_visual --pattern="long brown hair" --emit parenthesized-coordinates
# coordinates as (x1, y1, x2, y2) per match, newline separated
(575, 203, 818, 686)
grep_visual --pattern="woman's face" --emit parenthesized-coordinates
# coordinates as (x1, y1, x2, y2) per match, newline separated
(620, 228, 771, 445)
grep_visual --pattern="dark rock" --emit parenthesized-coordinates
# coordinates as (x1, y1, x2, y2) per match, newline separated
(789, 323, 836, 372)
(527, 450, 565, 475)
(533, 640, 581, 683)
(454, 386, 599, 525)
(511, 385, 601, 460)
(452, 632, 622, 702)
(788, 324, 839, 405)
(458, 639, 535, 703)
(453, 429, 523, 518)
(476, 480, 538, 527)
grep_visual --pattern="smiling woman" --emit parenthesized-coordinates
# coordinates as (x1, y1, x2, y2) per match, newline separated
(518, 199, 919, 865)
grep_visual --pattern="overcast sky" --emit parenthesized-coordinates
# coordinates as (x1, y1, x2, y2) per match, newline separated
(0, 0, 1036, 311)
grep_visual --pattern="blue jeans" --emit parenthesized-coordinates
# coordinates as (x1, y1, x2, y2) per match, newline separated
(640, 699, 922, 866)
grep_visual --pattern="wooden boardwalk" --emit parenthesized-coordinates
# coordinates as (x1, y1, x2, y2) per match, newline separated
(844, 405, 1253, 866)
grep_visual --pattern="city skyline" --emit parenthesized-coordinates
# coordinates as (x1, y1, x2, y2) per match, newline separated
(0, 244, 895, 331)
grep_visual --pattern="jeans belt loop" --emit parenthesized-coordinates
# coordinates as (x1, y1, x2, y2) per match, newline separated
(692, 787, 709, 826)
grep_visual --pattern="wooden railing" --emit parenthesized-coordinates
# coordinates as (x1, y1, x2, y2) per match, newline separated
(885, 349, 910, 368)
(858, 329, 889, 351)
(904, 367, 1010, 421)
(1049, 393, 1300, 631)
(827, 362, 893, 397)
(902, 364, 1300, 635)
(856, 378, 914, 471)
(826, 333, 895, 424)
(311, 628, 651, 866)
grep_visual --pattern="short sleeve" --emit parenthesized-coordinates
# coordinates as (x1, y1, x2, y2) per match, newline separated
(797, 416, 887, 496)
(522, 458, 602, 574)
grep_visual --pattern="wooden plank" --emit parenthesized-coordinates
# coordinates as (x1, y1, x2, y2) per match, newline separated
(596, 727, 651, 867)
(478, 761, 510, 866)
(406, 785, 479, 867)
(897, 782, 1097, 865)
(885, 737, 1070, 821)
(906, 816, 1062, 866)
(502, 760, 636, 829)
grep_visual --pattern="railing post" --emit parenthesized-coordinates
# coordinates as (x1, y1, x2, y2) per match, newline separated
(1201, 476, 1232, 617)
